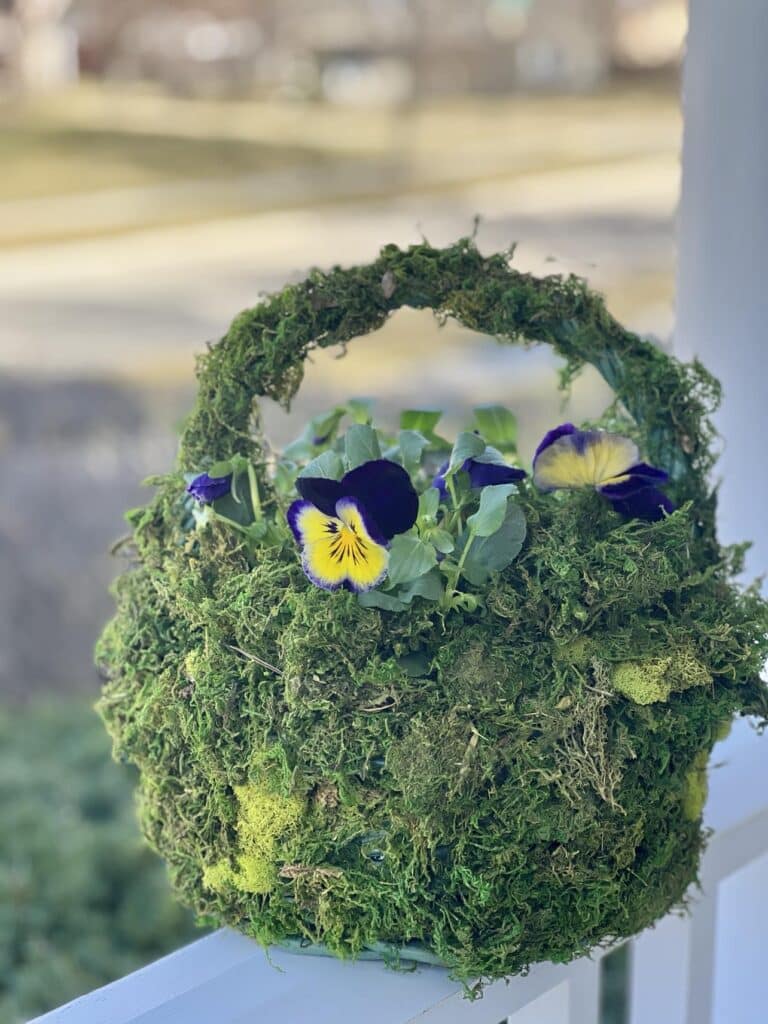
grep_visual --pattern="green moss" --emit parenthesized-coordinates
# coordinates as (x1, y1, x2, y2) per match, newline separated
(96, 241, 768, 984)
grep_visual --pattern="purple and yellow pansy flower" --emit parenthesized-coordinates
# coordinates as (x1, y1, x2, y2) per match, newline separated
(287, 459, 418, 593)
(533, 423, 674, 522)
(187, 471, 233, 504)
(433, 453, 527, 498)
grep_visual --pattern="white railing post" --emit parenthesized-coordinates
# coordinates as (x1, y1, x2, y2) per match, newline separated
(675, 0, 768, 578)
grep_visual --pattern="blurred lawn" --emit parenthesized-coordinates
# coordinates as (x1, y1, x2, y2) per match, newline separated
(0, 82, 680, 246)
(0, 700, 200, 1023)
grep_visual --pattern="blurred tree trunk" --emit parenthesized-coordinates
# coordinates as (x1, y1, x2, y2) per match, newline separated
(12, 0, 78, 91)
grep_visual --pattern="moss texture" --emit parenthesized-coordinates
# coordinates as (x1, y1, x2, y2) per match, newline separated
(96, 240, 768, 984)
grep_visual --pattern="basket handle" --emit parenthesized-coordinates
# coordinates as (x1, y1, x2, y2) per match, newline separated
(178, 239, 720, 534)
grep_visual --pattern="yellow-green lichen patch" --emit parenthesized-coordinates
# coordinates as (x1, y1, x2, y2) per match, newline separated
(203, 783, 304, 895)
(611, 649, 712, 705)
(612, 658, 673, 705)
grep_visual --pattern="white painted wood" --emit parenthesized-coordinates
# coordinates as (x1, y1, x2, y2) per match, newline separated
(712, 850, 768, 1024)
(629, 913, 690, 1024)
(566, 957, 601, 1024)
(676, 0, 768, 580)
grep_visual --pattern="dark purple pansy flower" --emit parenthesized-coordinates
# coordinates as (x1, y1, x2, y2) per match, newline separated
(532, 422, 675, 522)
(187, 472, 232, 504)
(432, 455, 526, 499)
(295, 458, 418, 545)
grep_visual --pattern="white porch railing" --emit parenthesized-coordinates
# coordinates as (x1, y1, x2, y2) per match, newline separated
(30, 719, 768, 1024)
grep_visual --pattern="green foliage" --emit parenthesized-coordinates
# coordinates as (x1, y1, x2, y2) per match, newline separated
(0, 700, 199, 1023)
(96, 240, 768, 987)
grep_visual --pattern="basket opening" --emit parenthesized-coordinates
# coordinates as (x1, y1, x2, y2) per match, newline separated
(257, 306, 613, 459)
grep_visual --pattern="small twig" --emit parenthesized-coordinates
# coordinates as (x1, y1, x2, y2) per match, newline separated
(225, 643, 283, 677)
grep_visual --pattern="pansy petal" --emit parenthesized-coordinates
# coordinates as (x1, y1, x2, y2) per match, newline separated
(287, 499, 338, 546)
(288, 497, 389, 592)
(187, 472, 232, 504)
(605, 487, 675, 522)
(533, 422, 577, 462)
(465, 458, 526, 489)
(533, 428, 640, 491)
(295, 476, 344, 517)
(598, 462, 670, 499)
(341, 459, 418, 541)
(431, 461, 450, 499)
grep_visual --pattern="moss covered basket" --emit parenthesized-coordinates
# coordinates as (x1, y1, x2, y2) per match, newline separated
(97, 240, 768, 984)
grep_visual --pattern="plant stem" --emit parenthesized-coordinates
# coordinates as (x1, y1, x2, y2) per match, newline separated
(446, 528, 476, 602)
(247, 462, 262, 519)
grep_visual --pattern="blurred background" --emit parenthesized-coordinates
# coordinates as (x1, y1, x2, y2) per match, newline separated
(0, 1, 686, 1019)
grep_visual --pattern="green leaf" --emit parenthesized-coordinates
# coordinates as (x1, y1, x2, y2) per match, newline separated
(309, 406, 347, 444)
(428, 528, 455, 554)
(358, 590, 408, 612)
(345, 424, 382, 470)
(400, 409, 442, 434)
(347, 398, 374, 424)
(387, 534, 437, 586)
(446, 432, 485, 479)
(472, 405, 518, 450)
(461, 502, 527, 586)
(471, 445, 511, 467)
(466, 484, 517, 538)
(299, 450, 344, 480)
(207, 459, 234, 478)
(397, 568, 444, 603)
(418, 487, 440, 520)
(398, 430, 429, 475)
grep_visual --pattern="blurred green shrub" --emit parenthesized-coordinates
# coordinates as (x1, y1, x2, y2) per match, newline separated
(0, 700, 200, 1023)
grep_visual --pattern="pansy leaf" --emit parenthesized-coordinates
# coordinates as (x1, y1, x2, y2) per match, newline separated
(446, 432, 486, 479)
(397, 568, 444, 603)
(400, 409, 442, 435)
(472, 405, 518, 450)
(208, 459, 234, 478)
(461, 502, 527, 585)
(466, 484, 517, 538)
(428, 527, 455, 554)
(347, 398, 374, 424)
(472, 445, 510, 467)
(418, 487, 440, 521)
(299, 450, 344, 480)
(387, 534, 438, 586)
(398, 430, 429, 475)
(211, 489, 254, 527)
(358, 590, 409, 612)
(345, 424, 382, 470)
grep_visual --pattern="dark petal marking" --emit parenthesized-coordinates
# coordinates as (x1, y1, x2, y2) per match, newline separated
(465, 458, 527, 489)
(533, 423, 577, 463)
(186, 472, 232, 504)
(605, 487, 675, 522)
(340, 459, 418, 541)
(295, 476, 344, 517)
